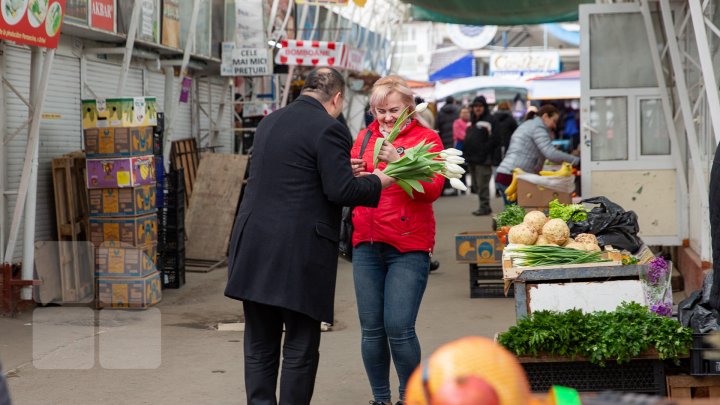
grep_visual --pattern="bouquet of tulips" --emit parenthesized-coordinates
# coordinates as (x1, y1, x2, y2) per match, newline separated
(373, 103, 467, 198)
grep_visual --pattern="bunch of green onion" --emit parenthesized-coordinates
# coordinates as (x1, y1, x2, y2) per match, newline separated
(507, 245, 610, 267)
(372, 103, 467, 198)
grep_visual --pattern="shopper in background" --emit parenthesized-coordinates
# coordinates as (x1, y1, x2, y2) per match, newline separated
(0, 362, 10, 405)
(351, 75, 444, 405)
(493, 101, 518, 159)
(495, 104, 580, 206)
(414, 96, 435, 129)
(463, 96, 498, 216)
(708, 140, 720, 310)
(452, 106, 471, 151)
(435, 96, 459, 149)
(225, 67, 394, 405)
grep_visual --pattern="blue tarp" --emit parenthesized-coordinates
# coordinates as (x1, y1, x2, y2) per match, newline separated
(429, 54, 475, 81)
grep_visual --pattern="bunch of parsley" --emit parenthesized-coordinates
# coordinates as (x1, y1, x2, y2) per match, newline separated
(548, 198, 588, 222)
(494, 205, 527, 229)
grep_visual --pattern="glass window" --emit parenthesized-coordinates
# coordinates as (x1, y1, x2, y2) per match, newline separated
(640, 99, 671, 155)
(590, 97, 628, 161)
(590, 13, 658, 89)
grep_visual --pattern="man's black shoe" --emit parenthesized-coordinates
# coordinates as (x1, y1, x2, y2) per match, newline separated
(429, 260, 440, 272)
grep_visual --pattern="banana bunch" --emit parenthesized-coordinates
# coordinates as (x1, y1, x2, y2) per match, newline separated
(504, 168, 524, 202)
(539, 162, 573, 177)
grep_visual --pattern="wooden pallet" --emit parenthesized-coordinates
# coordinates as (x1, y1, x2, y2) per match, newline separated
(667, 375, 720, 399)
(170, 139, 200, 207)
(51, 152, 93, 303)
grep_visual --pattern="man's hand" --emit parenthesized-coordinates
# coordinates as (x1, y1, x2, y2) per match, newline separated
(351, 158, 366, 176)
(377, 140, 401, 163)
(372, 169, 396, 189)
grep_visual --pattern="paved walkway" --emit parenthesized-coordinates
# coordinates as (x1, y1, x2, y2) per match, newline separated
(0, 191, 515, 404)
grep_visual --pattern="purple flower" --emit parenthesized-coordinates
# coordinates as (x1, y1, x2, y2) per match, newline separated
(646, 257, 669, 284)
(650, 302, 672, 317)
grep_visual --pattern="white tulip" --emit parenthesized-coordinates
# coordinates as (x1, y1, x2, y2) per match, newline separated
(443, 148, 463, 156)
(445, 172, 462, 179)
(450, 178, 468, 191)
(414, 102, 429, 114)
(445, 156, 465, 164)
(439, 152, 448, 159)
(445, 163, 465, 174)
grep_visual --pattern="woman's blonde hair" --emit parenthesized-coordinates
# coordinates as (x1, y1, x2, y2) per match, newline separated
(369, 75, 415, 117)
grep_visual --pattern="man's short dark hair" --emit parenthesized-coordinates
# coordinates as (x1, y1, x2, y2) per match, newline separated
(301, 67, 345, 102)
(446, 96, 455, 104)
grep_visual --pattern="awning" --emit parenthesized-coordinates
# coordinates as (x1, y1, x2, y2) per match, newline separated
(527, 70, 580, 100)
(429, 54, 475, 82)
(406, 0, 593, 26)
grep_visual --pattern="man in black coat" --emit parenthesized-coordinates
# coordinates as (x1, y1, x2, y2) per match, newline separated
(435, 96, 459, 149)
(225, 67, 393, 405)
(464, 96, 499, 216)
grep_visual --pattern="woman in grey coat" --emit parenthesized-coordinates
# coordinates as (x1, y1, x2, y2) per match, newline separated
(495, 104, 579, 205)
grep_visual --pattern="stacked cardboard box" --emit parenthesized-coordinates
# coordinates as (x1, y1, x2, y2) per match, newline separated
(84, 97, 162, 309)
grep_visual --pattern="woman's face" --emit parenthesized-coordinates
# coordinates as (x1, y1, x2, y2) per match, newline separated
(375, 92, 408, 133)
(542, 113, 559, 131)
(460, 109, 470, 122)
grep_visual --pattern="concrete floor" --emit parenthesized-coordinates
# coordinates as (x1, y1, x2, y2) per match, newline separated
(0, 192, 516, 405)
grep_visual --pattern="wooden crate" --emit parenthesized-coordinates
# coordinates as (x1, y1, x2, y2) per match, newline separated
(51, 152, 93, 303)
(502, 248, 623, 279)
(96, 271, 162, 309)
(667, 375, 720, 399)
(170, 139, 200, 207)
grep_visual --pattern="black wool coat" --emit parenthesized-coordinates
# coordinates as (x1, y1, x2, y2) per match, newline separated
(225, 95, 382, 323)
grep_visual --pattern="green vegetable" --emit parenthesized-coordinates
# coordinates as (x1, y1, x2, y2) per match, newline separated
(507, 245, 608, 267)
(549, 198, 588, 222)
(494, 205, 526, 229)
(497, 302, 692, 366)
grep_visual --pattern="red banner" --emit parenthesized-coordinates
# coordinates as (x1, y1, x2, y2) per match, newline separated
(89, 0, 114, 32)
(0, 0, 66, 48)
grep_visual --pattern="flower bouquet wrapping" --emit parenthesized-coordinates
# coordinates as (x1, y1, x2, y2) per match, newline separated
(372, 103, 467, 198)
(641, 257, 673, 317)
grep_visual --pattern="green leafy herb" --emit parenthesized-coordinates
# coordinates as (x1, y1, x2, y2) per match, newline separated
(494, 205, 526, 229)
(507, 245, 609, 267)
(497, 302, 692, 366)
(549, 198, 588, 222)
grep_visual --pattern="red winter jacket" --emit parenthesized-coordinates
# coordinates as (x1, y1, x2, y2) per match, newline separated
(351, 119, 444, 253)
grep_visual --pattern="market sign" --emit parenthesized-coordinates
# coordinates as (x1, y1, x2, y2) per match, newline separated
(275, 40, 344, 67)
(236, 0, 266, 48)
(0, 0, 66, 48)
(343, 47, 365, 72)
(221, 42, 272, 76)
(489, 51, 560, 78)
(89, 0, 115, 32)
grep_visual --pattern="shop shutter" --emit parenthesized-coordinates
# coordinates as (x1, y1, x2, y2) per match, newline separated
(147, 70, 192, 144)
(85, 60, 143, 99)
(197, 77, 232, 153)
(4, 46, 82, 260)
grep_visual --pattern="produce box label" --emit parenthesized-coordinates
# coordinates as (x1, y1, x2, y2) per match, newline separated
(455, 232, 503, 266)
(85, 127, 154, 157)
(90, 214, 158, 247)
(87, 156, 155, 189)
(97, 271, 162, 309)
(89, 186, 157, 217)
(82, 97, 158, 129)
(96, 241, 157, 278)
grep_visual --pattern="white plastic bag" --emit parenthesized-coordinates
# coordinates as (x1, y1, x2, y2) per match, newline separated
(516, 173, 575, 194)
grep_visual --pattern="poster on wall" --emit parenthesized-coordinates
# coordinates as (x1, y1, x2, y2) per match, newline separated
(0, 0, 66, 48)
(236, 0, 266, 48)
(117, 0, 158, 42)
(64, 0, 88, 24)
(89, 0, 115, 32)
(161, 0, 180, 48)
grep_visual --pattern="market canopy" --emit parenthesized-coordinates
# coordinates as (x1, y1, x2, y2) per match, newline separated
(405, 0, 594, 26)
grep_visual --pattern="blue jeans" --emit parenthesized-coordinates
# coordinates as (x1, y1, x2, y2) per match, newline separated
(352, 243, 430, 403)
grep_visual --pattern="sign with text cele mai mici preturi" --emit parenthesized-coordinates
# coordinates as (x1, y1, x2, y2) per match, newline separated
(221, 42, 272, 76)
(1, 0, 66, 48)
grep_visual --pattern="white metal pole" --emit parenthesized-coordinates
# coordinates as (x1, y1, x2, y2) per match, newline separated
(5, 49, 54, 290)
(163, 0, 202, 171)
(0, 42, 6, 263)
(267, 0, 281, 41)
(280, 3, 311, 108)
(116, 0, 143, 96)
(689, 0, 720, 146)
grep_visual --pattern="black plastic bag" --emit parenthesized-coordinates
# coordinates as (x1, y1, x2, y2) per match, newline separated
(678, 271, 720, 333)
(569, 196, 643, 253)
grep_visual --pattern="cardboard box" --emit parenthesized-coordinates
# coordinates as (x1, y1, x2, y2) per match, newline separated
(82, 97, 158, 129)
(84, 127, 154, 157)
(89, 185, 157, 217)
(517, 179, 572, 208)
(90, 214, 158, 247)
(96, 271, 162, 309)
(95, 241, 158, 278)
(455, 232, 503, 266)
(86, 156, 155, 189)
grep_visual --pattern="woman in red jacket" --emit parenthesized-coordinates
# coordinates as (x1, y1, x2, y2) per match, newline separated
(350, 76, 444, 405)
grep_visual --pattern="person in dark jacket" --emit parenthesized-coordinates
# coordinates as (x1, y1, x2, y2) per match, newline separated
(493, 101, 518, 159)
(435, 96, 459, 149)
(0, 362, 9, 405)
(709, 141, 720, 310)
(463, 96, 499, 216)
(225, 67, 395, 405)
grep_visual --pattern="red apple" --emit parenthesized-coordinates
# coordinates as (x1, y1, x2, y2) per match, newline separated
(433, 375, 501, 405)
